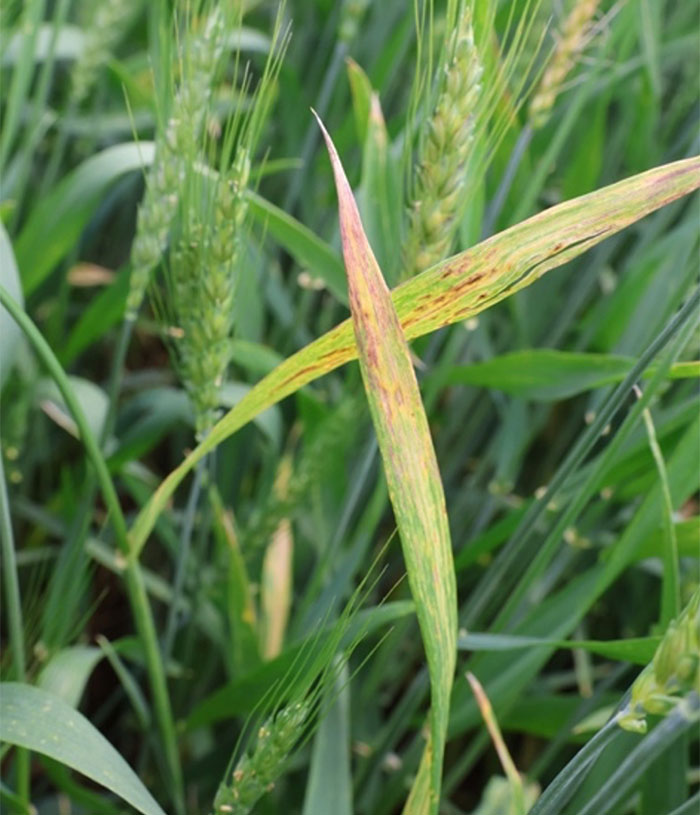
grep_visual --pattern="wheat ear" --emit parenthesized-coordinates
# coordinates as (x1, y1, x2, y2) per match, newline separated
(70, 0, 142, 107)
(170, 149, 250, 437)
(401, 7, 483, 281)
(126, 7, 226, 320)
(212, 700, 310, 815)
(619, 589, 700, 733)
(528, 0, 601, 129)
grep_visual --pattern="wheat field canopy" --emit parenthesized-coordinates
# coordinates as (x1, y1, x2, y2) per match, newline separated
(0, 1, 699, 814)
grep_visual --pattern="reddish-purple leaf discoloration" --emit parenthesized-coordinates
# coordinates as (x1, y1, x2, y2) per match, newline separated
(314, 111, 458, 815)
(130, 157, 700, 559)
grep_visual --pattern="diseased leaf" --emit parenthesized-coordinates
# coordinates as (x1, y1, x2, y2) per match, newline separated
(128, 156, 700, 553)
(314, 112, 457, 815)
(260, 457, 294, 660)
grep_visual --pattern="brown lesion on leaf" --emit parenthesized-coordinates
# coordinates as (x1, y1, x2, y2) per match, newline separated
(428, 292, 449, 308)
(648, 162, 700, 188)
(451, 270, 491, 298)
(400, 309, 428, 331)
(277, 363, 329, 391)
(363, 340, 380, 370)
(320, 344, 353, 364)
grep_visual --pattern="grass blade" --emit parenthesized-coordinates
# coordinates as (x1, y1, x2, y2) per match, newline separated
(445, 350, 698, 401)
(576, 697, 699, 815)
(302, 660, 353, 815)
(0, 682, 168, 815)
(0, 221, 24, 385)
(0, 284, 183, 809)
(16, 142, 155, 296)
(458, 633, 660, 665)
(247, 190, 348, 303)
(527, 716, 623, 815)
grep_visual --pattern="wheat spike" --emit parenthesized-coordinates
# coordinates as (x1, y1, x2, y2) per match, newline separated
(528, 0, 601, 129)
(70, 0, 142, 107)
(170, 149, 250, 437)
(401, 7, 483, 281)
(126, 7, 227, 320)
(212, 701, 310, 815)
(619, 588, 700, 733)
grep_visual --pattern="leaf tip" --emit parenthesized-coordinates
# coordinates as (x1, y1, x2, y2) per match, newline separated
(311, 111, 361, 251)
(311, 109, 339, 170)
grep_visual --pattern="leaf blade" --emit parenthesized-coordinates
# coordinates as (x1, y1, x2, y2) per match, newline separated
(315, 112, 457, 814)
(457, 632, 660, 664)
(16, 142, 155, 296)
(444, 350, 698, 400)
(0, 682, 167, 815)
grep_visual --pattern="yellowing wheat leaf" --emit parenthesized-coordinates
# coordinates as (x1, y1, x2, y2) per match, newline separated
(128, 157, 700, 554)
(314, 111, 457, 814)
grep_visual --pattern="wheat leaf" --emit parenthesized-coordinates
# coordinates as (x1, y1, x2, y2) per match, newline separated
(128, 156, 700, 553)
(313, 111, 457, 814)
(0, 682, 167, 815)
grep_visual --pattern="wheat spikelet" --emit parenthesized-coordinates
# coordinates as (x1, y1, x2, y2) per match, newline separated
(212, 700, 310, 815)
(126, 6, 227, 320)
(528, 0, 600, 129)
(170, 148, 250, 437)
(70, 0, 142, 107)
(401, 7, 483, 281)
(619, 588, 700, 733)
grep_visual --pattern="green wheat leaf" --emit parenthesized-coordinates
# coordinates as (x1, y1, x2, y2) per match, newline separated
(0, 682, 167, 815)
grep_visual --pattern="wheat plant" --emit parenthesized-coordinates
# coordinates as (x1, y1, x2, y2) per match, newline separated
(1, 1, 698, 814)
